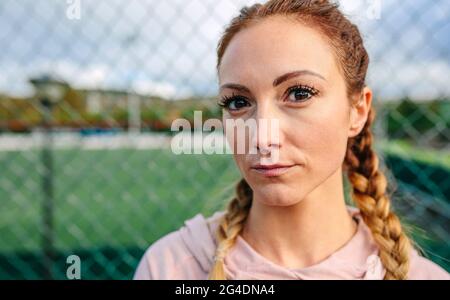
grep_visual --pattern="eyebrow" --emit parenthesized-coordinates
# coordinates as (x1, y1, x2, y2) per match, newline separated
(219, 69, 326, 93)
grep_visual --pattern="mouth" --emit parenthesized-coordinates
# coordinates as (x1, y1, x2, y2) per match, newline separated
(250, 164, 297, 177)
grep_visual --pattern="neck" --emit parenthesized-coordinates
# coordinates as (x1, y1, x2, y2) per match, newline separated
(241, 168, 358, 269)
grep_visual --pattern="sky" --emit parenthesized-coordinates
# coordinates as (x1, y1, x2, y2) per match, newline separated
(0, 0, 449, 101)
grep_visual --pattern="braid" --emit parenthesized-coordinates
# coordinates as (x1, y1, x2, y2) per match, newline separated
(345, 107, 412, 279)
(208, 178, 252, 279)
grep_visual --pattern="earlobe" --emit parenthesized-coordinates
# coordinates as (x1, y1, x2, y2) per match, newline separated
(348, 108, 362, 138)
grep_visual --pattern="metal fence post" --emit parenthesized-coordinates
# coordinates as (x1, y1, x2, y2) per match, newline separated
(41, 97, 55, 280)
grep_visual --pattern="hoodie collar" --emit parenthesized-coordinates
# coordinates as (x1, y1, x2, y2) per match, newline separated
(180, 205, 386, 279)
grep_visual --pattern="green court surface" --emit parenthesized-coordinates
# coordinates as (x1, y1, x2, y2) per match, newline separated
(0, 142, 448, 278)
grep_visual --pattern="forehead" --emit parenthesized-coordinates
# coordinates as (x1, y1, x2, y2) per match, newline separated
(218, 16, 339, 86)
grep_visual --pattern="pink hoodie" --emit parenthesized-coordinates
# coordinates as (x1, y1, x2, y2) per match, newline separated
(133, 205, 449, 280)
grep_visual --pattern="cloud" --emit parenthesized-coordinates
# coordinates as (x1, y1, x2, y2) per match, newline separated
(131, 79, 177, 98)
(47, 61, 109, 89)
(0, 0, 448, 101)
(369, 60, 450, 101)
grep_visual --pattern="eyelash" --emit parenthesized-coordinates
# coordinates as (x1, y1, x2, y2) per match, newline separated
(217, 83, 320, 111)
(217, 93, 247, 110)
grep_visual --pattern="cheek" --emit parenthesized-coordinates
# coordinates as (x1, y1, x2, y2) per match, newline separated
(291, 103, 349, 172)
(222, 117, 250, 173)
(223, 118, 251, 157)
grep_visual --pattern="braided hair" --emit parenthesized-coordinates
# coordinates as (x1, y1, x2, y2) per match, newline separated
(210, 0, 414, 280)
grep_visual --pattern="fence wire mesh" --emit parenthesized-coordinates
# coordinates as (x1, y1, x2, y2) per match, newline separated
(0, 0, 449, 279)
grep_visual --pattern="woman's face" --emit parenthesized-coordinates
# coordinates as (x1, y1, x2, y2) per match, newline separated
(218, 16, 366, 206)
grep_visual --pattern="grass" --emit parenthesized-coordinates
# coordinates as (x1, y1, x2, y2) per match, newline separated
(0, 148, 240, 253)
(0, 140, 449, 278)
(377, 139, 450, 170)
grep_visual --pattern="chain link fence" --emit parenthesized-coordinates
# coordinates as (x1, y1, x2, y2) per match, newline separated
(0, 0, 449, 279)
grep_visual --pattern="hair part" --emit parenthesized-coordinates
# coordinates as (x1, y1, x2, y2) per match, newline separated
(210, 0, 414, 280)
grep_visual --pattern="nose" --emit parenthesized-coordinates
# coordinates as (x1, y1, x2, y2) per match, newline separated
(250, 101, 281, 157)
(252, 121, 279, 156)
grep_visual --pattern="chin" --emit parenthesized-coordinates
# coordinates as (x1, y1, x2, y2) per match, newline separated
(251, 184, 304, 207)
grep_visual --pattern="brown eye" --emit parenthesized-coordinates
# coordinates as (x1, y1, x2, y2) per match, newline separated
(218, 95, 250, 111)
(286, 85, 318, 103)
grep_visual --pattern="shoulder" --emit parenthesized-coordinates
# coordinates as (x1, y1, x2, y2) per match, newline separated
(348, 206, 449, 280)
(133, 210, 225, 280)
(133, 229, 193, 279)
(408, 249, 450, 280)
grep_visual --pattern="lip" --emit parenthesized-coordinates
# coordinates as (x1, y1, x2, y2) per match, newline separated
(250, 164, 297, 177)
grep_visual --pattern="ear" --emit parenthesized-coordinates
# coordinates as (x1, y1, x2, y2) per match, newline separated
(348, 86, 372, 138)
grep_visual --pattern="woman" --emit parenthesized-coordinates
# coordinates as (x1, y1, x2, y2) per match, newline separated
(134, 0, 449, 280)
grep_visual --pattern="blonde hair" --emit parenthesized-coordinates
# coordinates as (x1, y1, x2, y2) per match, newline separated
(210, 0, 414, 280)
